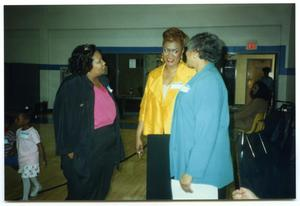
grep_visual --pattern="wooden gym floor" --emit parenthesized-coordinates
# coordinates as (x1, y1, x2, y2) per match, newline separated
(4, 115, 234, 202)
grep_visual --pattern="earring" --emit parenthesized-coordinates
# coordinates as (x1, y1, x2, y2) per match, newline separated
(160, 54, 164, 63)
(180, 56, 183, 63)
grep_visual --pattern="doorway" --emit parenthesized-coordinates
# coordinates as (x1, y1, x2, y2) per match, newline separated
(233, 54, 276, 104)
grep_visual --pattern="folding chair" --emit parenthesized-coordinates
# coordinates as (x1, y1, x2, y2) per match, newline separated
(238, 112, 268, 158)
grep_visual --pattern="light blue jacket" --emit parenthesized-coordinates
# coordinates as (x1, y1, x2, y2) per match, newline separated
(170, 63, 233, 188)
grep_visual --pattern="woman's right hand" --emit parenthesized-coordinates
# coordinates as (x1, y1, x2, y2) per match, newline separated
(136, 121, 144, 159)
(136, 136, 144, 159)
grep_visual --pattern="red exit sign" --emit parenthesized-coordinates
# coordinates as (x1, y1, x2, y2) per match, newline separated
(246, 41, 257, 50)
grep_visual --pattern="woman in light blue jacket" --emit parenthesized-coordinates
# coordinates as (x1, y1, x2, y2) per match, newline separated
(170, 32, 233, 200)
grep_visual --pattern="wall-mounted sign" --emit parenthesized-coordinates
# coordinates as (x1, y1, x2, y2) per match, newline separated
(246, 41, 257, 50)
(129, 59, 136, 69)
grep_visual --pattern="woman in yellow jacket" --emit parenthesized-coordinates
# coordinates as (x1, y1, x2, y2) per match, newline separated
(136, 27, 195, 200)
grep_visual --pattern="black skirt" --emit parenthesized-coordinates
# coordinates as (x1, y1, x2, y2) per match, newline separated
(146, 134, 172, 200)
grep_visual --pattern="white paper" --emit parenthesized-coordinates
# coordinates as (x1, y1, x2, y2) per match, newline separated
(171, 179, 218, 200)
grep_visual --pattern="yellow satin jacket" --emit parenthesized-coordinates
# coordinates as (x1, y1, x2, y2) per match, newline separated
(139, 62, 195, 135)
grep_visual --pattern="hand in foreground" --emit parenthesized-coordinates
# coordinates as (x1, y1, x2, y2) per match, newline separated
(180, 173, 193, 193)
(232, 187, 258, 200)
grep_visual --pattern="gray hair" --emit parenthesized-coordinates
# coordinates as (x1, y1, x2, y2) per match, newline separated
(186, 32, 225, 63)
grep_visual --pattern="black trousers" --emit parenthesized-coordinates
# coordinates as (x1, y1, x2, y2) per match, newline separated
(61, 124, 117, 200)
(218, 186, 227, 199)
(147, 134, 172, 200)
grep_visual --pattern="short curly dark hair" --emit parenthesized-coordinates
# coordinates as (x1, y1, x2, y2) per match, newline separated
(262, 67, 271, 74)
(250, 80, 271, 101)
(186, 32, 224, 63)
(68, 44, 97, 75)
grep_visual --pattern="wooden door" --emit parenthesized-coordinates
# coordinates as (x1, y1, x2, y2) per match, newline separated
(234, 54, 275, 104)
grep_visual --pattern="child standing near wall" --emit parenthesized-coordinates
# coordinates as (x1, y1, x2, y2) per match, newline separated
(4, 116, 18, 170)
(15, 111, 47, 200)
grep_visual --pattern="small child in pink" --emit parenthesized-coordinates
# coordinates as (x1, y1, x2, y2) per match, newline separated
(15, 112, 47, 200)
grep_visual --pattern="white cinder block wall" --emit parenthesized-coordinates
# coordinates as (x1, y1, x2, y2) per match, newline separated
(4, 4, 295, 108)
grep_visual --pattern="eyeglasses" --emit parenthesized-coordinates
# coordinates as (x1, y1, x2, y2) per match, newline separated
(162, 48, 180, 55)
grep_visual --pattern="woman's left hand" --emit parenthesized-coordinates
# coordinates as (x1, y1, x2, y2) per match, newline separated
(180, 173, 193, 193)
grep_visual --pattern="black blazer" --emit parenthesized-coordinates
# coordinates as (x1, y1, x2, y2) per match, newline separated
(53, 74, 124, 164)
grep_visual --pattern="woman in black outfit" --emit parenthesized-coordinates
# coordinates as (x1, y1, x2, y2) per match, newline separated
(53, 44, 124, 200)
